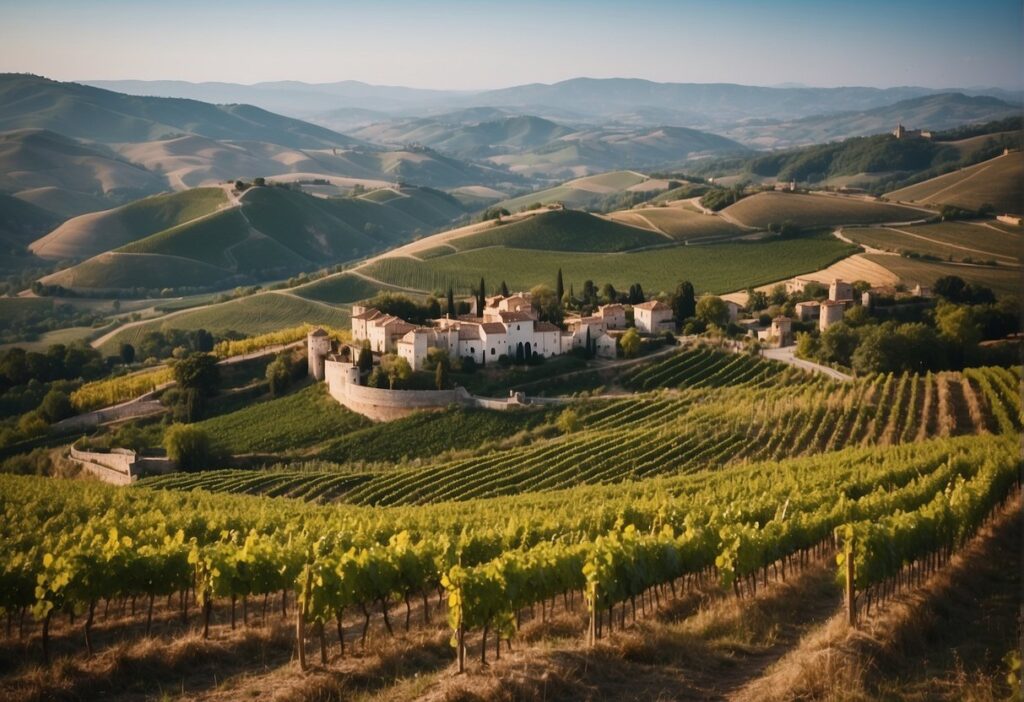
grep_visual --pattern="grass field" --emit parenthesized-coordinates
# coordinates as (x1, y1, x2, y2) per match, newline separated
(96, 291, 351, 354)
(886, 151, 1024, 215)
(724, 192, 928, 229)
(450, 210, 667, 252)
(195, 383, 371, 455)
(863, 254, 1021, 299)
(608, 207, 744, 241)
(290, 272, 382, 304)
(361, 231, 856, 295)
(844, 223, 1021, 265)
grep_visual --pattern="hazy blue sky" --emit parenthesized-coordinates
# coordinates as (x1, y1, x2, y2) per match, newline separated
(1, 0, 1021, 89)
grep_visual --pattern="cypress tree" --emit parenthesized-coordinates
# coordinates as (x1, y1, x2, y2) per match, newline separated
(446, 287, 455, 317)
(435, 361, 448, 390)
(500, 280, 509, 297)
(477, 277, 485, 317)
(556, 268, 564, 303)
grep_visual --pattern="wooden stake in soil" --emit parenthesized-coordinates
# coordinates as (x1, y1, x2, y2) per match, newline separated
(845, 535, 857, 626)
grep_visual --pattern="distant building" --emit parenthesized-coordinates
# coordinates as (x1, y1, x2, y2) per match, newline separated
(786, 277, 815, 295)
(819, 300, 845, 331)
(912, 284, 933, 298)
(893, 123, 933, 140)
(633, 300, 675, 334)
(829, 279, 854, 303)
(723, 300, 744, 323)
(997, 214, 1022, 226)
(861, 286, 897, 309)
(597, 303, 627, 330)
(795, 300, 821, 322)
(756, 316, 793, 347)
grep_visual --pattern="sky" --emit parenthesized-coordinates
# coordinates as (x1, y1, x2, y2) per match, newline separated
(0, 0, 1021, 90)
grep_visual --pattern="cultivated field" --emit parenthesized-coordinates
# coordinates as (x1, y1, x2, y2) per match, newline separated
(886, 151, 1024, 215)
(724, 192, 929, 229)
(497, 170, 650, 211)
(450, 209, 667, 252)
(607, 206, 745, 241)
(844, 221, 1021, 265)
(864, 254, 1022, 299)
(359, 232, 857, 295)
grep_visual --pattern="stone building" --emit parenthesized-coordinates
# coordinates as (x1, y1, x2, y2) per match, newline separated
(633, 300, 674, 334)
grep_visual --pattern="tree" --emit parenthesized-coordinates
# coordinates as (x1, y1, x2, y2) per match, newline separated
(172, 353, 220, 422)
(619, 328, 641, 358)
(673, 281, 696, 322)
(500, 281, 509, 297)
(381, 354, 412, 390)
(530, 284, 561, 323)
(556, 408, 580, 434)
(818, 322, 859, 367)
(435, 360, 449, 390)
(481, 207, 510, 222)
(446, 287, 455, 317)
(39, 390, 73, 423)
(935, 303, 981, 348)
(794, 331, 819, 360)
(163, 424, 212, 472)
(358, 341, 373, 373)
(119, 343, 135, 365)
(266, 354, 294, 397)
(696, 296, 730, 327)
(745, 288, 768, 312)
(585, 327, 593, 359)
(477, 277, 486, 318)
(600, 282, 618, 304)
(556, 269, 564, 303)
(627, 283, 645, 305)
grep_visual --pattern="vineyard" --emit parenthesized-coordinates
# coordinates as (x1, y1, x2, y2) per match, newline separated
(0, 432, 1017, 694)
(140, 364, 1021, 507)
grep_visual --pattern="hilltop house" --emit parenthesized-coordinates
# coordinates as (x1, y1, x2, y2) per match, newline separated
(757, 316, 793, 347)
(633, 300, 674, 334)
(352, 293, 618, 372)
(597, 303, 627, 330)
(829, 279, 854, 304)
(893, 123, 933, 140)
(795, 300, 821, 322)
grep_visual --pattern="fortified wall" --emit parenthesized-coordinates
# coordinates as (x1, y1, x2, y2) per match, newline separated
(312, 330, 534, 421)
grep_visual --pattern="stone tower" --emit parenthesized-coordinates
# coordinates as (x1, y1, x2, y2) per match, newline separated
(307, 328, 331, 381)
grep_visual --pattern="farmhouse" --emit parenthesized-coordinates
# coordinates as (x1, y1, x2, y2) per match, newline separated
(597, 303, 627, 329)
(757, 316, 793, 347)
(633, 300, 674, 333)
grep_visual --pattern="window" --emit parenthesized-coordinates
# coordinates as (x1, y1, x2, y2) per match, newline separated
(470, 347, 475, 353)
(490, 348, 495, 355)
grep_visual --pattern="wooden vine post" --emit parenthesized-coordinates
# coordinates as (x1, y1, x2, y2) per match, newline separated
(586, 582, 597, 647)
(296, 564, 312, 671)
(845, 534, 856, 627)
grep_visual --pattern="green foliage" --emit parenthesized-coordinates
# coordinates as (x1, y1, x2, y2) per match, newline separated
(696, 296, 729, 327)
(163, 423, 212, 471)
(619, 328, 641, 358)
(457, 210, 665, 253)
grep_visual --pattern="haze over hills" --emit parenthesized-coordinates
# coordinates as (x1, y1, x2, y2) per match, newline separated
(84, 76, 1023, 130)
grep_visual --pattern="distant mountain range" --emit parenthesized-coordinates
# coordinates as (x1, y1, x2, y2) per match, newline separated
(84, 76, 1023, 129)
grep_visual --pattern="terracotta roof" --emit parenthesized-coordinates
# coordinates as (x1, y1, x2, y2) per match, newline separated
(481, 322, 506, 334)
(772, 316, 792, 323)
(535, 321, 560, 332)
(458, 326, 482, 340)
(309, 327, 329, 337)
(499, 311, 534, 322)
(633, 300, 670, 312)
(351, 308, 381, 320)
(599, 304, 625, 313)
(821, 300, 845, 307)
(796, 300, 820, 307)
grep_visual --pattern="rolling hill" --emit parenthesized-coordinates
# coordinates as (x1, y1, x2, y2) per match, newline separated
(29, 188, 231, 261)
(0, 192, 60, 259)
(722, 192, 929, 229)
(0, 74, 362, 149)
(497, 171, 668, 211)
(448, 209, 668, 253)
(0, 129, 167, 217)
(885, 150, 1024, 215)
(36, 184, 472, 294)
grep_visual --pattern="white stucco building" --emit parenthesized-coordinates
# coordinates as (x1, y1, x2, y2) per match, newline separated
(633, 300, 674, 334)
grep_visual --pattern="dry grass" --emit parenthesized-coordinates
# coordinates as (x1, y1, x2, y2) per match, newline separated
(731, 495, 1021, 702)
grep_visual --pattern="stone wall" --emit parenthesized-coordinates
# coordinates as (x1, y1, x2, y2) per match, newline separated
(68, 446, 175, 485)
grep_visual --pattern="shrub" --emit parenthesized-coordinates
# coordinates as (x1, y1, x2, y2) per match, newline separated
(163, 424, 212, 471)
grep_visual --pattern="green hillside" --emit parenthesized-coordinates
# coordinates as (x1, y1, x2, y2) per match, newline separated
(452, 209, 667, 252)
(96, 291, 352, 354)
(0, 74, 360, 148)
(361, 230, 856, 296)
(29, 187, 229, 260)
(608, 206, 743, 241)
(33, 185, 472, 294)
(0, 192, 59, 252)
(291, 272, 382, 304)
